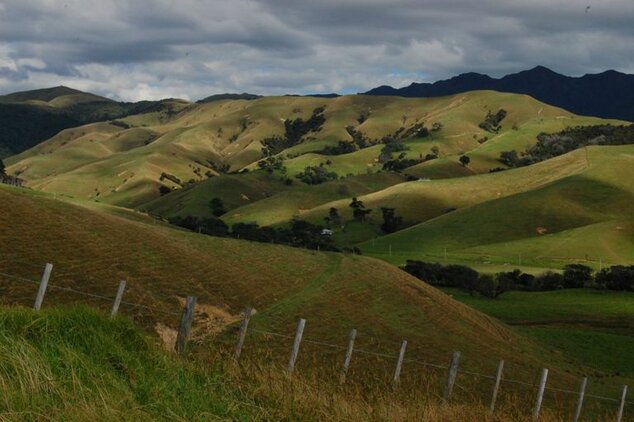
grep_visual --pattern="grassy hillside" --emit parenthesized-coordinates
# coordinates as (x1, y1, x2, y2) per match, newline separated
(9, 91, 623, 209)
(0, 306, 590, 422)
(357, 145, 634, 269)
(0, 184, 542, 372)
(0, 306, 259, 421)
(1, 186, 631, 420)
(145, 170, 406, 225)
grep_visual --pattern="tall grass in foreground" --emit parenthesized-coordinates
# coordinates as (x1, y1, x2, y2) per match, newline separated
(0, 307, 614, 421)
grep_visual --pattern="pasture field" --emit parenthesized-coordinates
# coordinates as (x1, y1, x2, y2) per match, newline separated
(444, 288, 634, 379)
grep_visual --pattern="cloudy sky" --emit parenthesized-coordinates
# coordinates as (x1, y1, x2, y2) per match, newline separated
(1, 0, 633, 101)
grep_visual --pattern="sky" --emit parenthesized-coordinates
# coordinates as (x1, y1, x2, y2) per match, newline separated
(1, 0, 633, 101)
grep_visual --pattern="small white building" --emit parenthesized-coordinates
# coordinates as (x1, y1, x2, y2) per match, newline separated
(321, 229, 334, 236)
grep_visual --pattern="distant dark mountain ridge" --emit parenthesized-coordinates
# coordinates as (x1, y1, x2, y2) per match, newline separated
(364, 66, 634, 122)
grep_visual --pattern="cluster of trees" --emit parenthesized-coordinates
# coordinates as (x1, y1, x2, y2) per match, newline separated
(168, 215, 339, 251)
(500, 124, 634, 168)
(395, 122, 429, 139)
(0, 159, 5, 176)
(321, 140, 357, 155)
(596, 265, 634, 291)
(402, 260, 506, 298)
(159, 172, 183, 187)
(402, 261, 634, 298)
(261, 106, 326, 157)
(295, 165, 339, 185)
(257, 156, 286, 174)
(378, 137, 426, 172)
(479, 109, 507, 133)
(378, 138, 409, 162)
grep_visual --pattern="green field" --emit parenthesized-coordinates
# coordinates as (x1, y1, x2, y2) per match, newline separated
(444, 288, 634, 379)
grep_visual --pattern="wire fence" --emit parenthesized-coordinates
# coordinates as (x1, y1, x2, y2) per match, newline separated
(0, 261, 631, 421)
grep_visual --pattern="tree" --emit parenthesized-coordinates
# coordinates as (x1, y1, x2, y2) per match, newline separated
(0, 159, 5, 176)
(349, 197, 372, 222)
(431, 145, 440, 156)
(159, 185, 171, 196)
(477, 274, 511, 298)
(380, 207, 403, 234)
(535, 271, 564, 290)
(327, 207, 342, 227)
(595, 265, 634, 291)
(562, 264, 593, 288)
(459, 155, 471, 167)
(295, 165, 338, 185)
(209, 197, 226, 217)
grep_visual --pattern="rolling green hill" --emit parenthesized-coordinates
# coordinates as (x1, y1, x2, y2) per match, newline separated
(359, 146, 634, 269)
(5, 90, 632, 274)
(9, 90, 623, 208)
(0, 184, 537, 369)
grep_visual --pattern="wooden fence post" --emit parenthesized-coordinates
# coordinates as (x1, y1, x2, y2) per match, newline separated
(393, 340, 407, 385)
(443, 351, 461, 403)
(340, 328, 357, 384)
(287, 318, 306, 376)
(490, 359, 505, 412)
(532, 368, 549, 421)
(33, 263, 53, 311)
(616, 385, 628, 422)
(175, 296, 197, 355)
(234, 307, 252, 361)
(573, 377, 587, 422)
(110, 280, 127, 318)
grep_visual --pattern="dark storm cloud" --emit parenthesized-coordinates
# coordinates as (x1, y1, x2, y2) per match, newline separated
(0, 0, 633, 100)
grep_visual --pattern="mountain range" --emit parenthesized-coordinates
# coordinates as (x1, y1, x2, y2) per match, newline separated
(364, 66, 634, 122)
